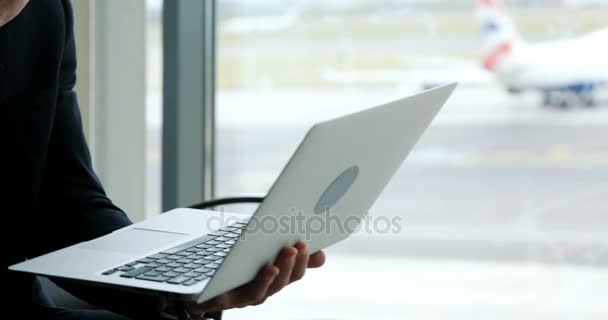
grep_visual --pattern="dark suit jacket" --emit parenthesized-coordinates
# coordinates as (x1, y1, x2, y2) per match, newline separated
(1, 1, 163, 318)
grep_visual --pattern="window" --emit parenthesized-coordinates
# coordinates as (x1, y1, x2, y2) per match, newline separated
(146, 0, 163, 215)
(216, 1, 608, 319)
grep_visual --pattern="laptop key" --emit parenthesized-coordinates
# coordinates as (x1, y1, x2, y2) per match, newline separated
(214, 236, 231, 242)
(117, 265, 134, 272)
(224, 233, 240, 238)
(184, 271, 202, 277)
(163, 271, 181, 278)
(203, 255, 221, 261)
(209, 230, 228, 237)
(194, 267, 211, 273)
(206, 270, 216, 276)
(120, 266, 154, 278)
(102, 269, 118, 275)
(205, 240, 222, 245)
(167, 275, 192, 284)
(144, 271, 163, 277)
(215, 244, 232, 249)
(177, 258, 193, 264)
(160, 248, 182, 255)
(204, 263, 220, 269)
(165, 255, 181, 260)
(173, 267, 191, 273)
(183, 263, 202, 269)
(166, 262, 183, 268)
(136, 275, 170, 282)
(136, 258, 154, 264)
(155, 266, 171, 272)
(183, 279, 199, 286)
(147, 253, 168, 260)
(195, 244, 212, 249)
(194, 259, 212, 265)
(147, 262, 162, 268)
(206, 247, 222, 252)
(156, 258, 172, 264)
(176, 251, 191, 256)
(194, 274, 209, 281)
(213, 252, 228, 257)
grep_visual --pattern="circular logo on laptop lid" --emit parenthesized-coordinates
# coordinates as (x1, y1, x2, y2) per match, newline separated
(314, 166, 359, 214)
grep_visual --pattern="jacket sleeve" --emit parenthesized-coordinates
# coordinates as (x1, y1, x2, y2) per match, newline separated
(40, 0, 132, 252)
(39, 1, 165, 319)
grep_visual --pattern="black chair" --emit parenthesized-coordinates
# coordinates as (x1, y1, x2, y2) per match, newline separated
(40, 196, 265, 319)
(188, 196, 264, 210)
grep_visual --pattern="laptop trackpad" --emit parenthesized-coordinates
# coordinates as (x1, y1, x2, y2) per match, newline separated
(80, 228, 188, 255)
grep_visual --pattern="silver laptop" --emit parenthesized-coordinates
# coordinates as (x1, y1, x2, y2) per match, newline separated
(10, 83, 457, 304)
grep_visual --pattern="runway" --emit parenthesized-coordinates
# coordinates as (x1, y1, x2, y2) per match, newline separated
(215, 84, 608, 260)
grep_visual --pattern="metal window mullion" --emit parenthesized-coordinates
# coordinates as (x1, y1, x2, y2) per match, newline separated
(202, 0, 216, 203)
(162, 0, 216, 211)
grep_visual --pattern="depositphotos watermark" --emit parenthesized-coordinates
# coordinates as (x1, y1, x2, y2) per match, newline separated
(205, 207, 404, 240)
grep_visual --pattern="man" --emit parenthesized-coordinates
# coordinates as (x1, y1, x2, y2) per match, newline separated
(0, 0, 326, 319)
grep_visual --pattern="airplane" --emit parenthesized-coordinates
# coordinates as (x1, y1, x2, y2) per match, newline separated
(475, 0, 608, 107)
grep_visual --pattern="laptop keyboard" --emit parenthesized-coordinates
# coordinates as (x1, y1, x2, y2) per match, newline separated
(102, 220, 248, 286)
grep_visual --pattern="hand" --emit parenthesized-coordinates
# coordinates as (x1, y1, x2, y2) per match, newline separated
(186, 242, 326, 316)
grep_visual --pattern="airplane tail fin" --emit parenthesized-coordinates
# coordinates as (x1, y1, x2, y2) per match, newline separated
(474, 0, 523, 71)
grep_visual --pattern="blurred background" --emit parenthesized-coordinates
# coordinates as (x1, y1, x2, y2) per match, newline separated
(80, 0, 608, 319)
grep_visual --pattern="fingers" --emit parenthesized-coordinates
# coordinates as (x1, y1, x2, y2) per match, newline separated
(266, 246, 298, 296)
(289, 242, 310, 283)
(192, 265, 278, 313)
(187, 244, 327, 313)
(232, 264, 278, 308)
(308, 250, 326, 268)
